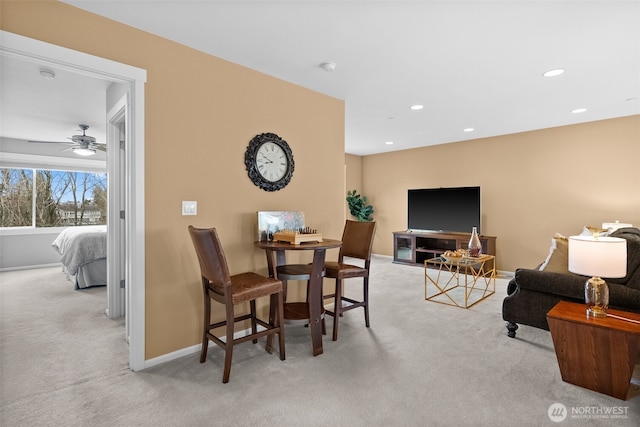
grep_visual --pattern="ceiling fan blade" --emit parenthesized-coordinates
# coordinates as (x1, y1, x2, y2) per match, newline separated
(94, 144, 107, 152)
(28, 140, 71, 144)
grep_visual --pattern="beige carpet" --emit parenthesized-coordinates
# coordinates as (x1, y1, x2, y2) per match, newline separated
(1, 257, 638, 426)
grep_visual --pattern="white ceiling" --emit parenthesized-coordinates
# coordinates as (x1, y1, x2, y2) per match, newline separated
(2, 1, 639, 158)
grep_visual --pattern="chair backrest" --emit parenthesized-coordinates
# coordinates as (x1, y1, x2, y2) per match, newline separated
(339, 220, 376, 262)
(188, 226, 232, 289)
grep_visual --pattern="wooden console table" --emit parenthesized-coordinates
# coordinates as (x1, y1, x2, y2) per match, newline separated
(547, 300, 640, 400)
(393, 231, 496, 267)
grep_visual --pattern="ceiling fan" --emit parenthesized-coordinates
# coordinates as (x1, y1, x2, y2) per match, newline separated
(28, 124, 106, 156)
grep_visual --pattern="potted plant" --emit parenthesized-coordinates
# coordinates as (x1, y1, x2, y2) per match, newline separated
(346, 190, 374, 221)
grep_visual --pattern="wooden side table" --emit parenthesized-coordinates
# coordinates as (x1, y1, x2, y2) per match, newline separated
(547, 300, 640, 400)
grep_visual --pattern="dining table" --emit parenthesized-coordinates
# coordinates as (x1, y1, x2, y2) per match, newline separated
(254, 238, 342, 356)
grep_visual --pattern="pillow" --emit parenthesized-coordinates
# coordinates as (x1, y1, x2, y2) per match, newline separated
(579, 226, 613, 238)
(538, 233, 569, 274)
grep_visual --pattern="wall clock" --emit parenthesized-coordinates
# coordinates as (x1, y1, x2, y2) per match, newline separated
(244, 132, 294, 191)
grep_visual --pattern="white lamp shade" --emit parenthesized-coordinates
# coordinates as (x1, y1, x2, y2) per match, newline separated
(568, 236, 627, 278)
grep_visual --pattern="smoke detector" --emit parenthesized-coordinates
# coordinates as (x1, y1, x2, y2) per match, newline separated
(319, 61, 336, 72)
(39, 69, 56, 79)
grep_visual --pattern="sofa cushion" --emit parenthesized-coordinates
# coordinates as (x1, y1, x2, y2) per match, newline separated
(515, 268, 585, 299)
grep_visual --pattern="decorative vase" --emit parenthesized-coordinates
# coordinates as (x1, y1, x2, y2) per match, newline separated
(468, 226, 482, 257)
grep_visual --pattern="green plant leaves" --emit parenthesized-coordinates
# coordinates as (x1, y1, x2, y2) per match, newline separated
(346, 189, 374, 221)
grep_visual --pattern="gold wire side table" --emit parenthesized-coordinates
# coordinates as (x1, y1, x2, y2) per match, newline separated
(424, 255, 496, 308)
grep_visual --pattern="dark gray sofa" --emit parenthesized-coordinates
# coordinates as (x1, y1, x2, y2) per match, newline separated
(502, 227, 640, 337)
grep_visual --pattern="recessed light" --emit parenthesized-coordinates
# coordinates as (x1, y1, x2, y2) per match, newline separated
(571, 108, 587, 114)
(410, 105, 424, 110)
(543, 69, 565, 77)
(464, 128, 474, 132)
(385, 141, 394, 145)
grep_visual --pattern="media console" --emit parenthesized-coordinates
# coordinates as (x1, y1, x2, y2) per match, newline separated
(393, 231, 497, 266)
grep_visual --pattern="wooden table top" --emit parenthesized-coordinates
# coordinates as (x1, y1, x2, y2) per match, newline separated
(254, 238, 342, 251)
(547, 300, 640, 335)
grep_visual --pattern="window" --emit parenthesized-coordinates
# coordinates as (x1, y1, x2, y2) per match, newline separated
(0, 167, 107, 228)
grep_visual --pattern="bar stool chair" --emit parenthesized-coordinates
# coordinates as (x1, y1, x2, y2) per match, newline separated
(323, 220, 376, 341)
(188, 226, 285, 383)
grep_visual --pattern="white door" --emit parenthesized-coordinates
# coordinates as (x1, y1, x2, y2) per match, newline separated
(106, 97, 127, 321)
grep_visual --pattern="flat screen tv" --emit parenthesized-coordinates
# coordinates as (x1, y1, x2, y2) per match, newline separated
(407, 186, 481, 234)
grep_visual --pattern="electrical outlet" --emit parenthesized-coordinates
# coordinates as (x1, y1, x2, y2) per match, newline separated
(182, 201, 197, 216)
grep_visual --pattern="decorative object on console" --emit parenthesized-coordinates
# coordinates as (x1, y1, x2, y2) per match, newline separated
(257, 211, 305, 242)
(245, 133, 294, 191)
(442, 249, 467, 262)
(346, 190, 374, 221)
(468, 226, 482, 257)
(568, 235, 627, 318)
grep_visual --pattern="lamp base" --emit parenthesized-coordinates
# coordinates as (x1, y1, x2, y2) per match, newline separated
(586, 306, 607, 318)
(584, 276, 609, 319)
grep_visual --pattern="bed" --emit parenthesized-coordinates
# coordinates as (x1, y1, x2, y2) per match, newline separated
(51, 225, 107, 289)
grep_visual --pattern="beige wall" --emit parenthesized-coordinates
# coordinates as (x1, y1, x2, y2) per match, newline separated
(1, 1, 346, 359)
(360, 115, 640, 271)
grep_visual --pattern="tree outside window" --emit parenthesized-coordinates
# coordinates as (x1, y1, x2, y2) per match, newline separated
(0, 167, 107, 228)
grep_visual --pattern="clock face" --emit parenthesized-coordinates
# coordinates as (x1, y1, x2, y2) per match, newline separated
(256, 142, 288, 182)
(244, 133, 294, 191)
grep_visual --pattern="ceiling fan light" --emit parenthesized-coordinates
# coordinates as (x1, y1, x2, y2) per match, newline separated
(72, 147, 96, 156)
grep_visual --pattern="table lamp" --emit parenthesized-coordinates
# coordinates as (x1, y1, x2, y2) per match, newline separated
(568, 236, 627, 318)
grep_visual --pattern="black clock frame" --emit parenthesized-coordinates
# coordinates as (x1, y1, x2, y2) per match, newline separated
(244, 132, 294, 192)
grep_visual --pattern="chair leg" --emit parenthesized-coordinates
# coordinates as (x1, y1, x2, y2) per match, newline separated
(250, 300, 258, 344)
(222, 303, 235, 384)
(332, 279, 342, 341)
(266, 294, 276, 354)
(200, 295, 211, 363)
(363, 277, 370, 328)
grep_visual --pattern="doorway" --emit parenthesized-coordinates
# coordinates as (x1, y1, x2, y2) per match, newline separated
(0, 31, 147, 370)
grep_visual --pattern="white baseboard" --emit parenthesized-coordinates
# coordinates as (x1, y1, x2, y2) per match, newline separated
(0, 262, 61, 273)
(142, 328, 262, 370)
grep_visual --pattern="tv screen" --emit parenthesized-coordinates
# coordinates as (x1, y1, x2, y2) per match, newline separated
(408, 187, 481, 233)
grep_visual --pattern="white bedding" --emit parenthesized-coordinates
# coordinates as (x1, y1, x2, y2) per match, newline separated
(52, 225, 107, 288)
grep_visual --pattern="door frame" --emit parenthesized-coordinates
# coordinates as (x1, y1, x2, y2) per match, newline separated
(106, 97, 127, 320)
(0, 31, 147, 371)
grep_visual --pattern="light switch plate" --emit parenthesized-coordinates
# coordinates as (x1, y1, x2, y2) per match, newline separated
(182, 201, 197, 216)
